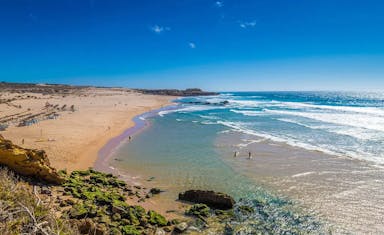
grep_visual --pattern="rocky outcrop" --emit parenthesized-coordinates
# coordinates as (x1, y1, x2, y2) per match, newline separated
(0, 135, 65, 184)
(179, 190, 235, 209)
(136, 88, 218, 96)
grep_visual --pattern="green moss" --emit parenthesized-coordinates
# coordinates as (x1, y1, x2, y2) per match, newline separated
(186, 204, 211, 218)
(147, 210, 167, 226)
(215, 209, 235, 220)
(112, 199, 129, 209)
(61, 169, 169, 233)
(120, 225, 141, 235)
(58, 169, 68, 177)
(69, 203, 88, 219)
(112, 213, 121, 221)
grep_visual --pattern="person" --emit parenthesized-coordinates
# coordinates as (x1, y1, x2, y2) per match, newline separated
(22, 139, 24, 145)
(233, 151, 239, 157)
(129, 136, 132, 141)
(248, 151, 252, 159)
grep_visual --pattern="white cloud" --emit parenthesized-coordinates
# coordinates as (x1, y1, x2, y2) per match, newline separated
(239, 21, 257, 29)
(150, 25, 171, 34)
(189, 42, 196, 49)
(215, 1, 224, 8)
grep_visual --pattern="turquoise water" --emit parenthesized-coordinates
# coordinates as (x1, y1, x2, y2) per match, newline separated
(161, 91, 384, 164)
(112, 92, 384, 233)
(113, 112, 325, 233)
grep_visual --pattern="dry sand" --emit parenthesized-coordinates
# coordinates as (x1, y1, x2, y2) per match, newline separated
(0, 87, 174, 172)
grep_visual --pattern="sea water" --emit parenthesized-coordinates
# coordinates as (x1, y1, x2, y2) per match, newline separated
(112, 91, 384, 233)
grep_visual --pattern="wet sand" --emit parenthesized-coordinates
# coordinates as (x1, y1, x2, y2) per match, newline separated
(216, 131, 384, 234)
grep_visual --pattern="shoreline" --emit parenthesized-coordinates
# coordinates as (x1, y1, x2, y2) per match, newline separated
(1, 87, 175, 172)
(94, 104, 180, 180)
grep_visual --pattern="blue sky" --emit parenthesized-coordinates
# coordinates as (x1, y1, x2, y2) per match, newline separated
(1, 0, 383, 91)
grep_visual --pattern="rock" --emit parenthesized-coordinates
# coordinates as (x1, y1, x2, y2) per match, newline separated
(150, 188, 162, 194)
(178, 190, 235, 209)
(155, 228, 166, 235)
(0, 135, 65, 184)
(147, 210, 167, 226)
(175, 222, 188, 232)
(40, 186, 51, 195)
(186, 204, 210, 217)
(187, 226, 201, 232)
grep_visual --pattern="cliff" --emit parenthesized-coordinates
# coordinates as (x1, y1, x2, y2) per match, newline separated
(0, 135, 65, 184)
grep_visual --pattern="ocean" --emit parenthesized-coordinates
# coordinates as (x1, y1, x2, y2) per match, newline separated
(110, 91, 384, 233)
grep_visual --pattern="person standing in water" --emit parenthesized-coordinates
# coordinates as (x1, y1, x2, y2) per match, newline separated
(248, 151, 252, 159)
(233, 151, 239, 157)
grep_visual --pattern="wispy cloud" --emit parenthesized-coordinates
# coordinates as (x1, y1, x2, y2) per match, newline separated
(215, 1, 224, 8)
(188, 42, 196, 49)
(150, 25, 171, 34)
(239, 21, 257, 29)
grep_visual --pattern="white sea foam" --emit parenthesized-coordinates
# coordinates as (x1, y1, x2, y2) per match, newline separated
(230, 109, 265, 116)
(280, 102, 384, 116)
(159, 105, 222, 117)
(199, 115, 220, 120)
(226, 98, 384, 118)
(292, 172, 316, 178)
(266, 109, 384, 133)
(216, 120, 346, 157)
(276, 118, 381, 141)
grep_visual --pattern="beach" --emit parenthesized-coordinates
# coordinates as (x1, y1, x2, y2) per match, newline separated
(0, 86, 174, 171)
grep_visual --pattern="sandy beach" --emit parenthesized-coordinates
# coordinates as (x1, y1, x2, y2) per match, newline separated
(0, 86, 174, 171)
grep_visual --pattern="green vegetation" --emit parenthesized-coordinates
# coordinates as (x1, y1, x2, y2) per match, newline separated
(186, 203, 211, 218)
(62, 168, 169, 234)
(0, 167, 170, 234)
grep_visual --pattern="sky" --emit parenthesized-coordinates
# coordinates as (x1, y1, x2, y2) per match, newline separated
(0, 0, 384, 91)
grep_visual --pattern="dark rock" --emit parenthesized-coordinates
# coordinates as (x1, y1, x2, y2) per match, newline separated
(179, 190, 235, 209)
(149, 188, 162, 195)
(40, 186, 51, 195)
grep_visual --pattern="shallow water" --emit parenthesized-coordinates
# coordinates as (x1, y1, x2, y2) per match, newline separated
(111, 92, 384, 234)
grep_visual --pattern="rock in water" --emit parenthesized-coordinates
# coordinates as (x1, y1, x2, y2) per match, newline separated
(0, 135, 65, 184)
(179, 190, 235, 209)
